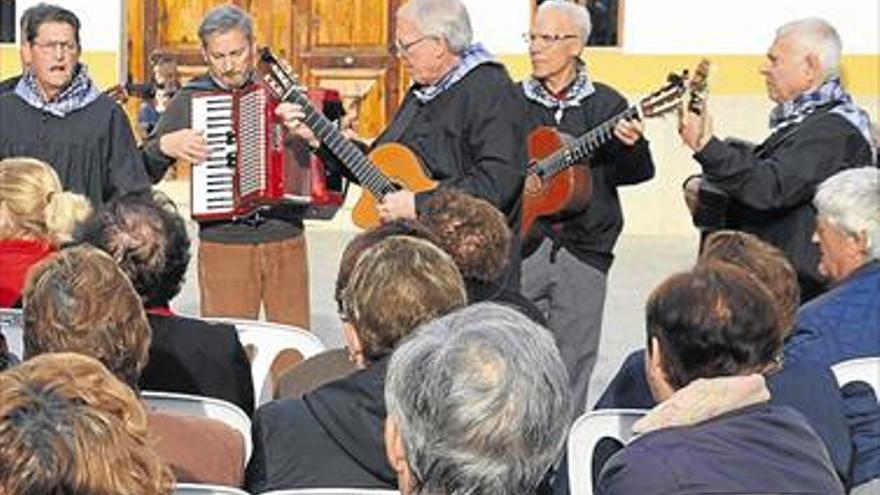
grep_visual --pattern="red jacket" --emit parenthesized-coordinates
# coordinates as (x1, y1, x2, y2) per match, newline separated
(0, 239, 54, 307)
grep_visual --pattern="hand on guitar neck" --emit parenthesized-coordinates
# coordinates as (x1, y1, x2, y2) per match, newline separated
(678, 58, 713, 152)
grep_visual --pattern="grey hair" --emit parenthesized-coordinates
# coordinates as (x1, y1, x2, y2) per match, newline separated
(814, 167, 880, 260)
(537, 0, 592, 44)
(397, 0, 472, 54)
(385, 302, 571, 495)
(198, 4, 253, 46)
(776, 17, 842, 79)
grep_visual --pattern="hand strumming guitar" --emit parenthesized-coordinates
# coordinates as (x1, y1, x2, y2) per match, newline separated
(379, 190, 417, 223)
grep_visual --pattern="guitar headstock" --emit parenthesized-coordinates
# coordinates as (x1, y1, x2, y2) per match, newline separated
(687, 58, 711, 115)
(639, 70, 689, 118)
(257, 47, 307, 104)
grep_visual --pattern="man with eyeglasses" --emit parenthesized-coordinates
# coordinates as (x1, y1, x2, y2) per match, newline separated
(519, 0, 655, 416)
(141, 4, 312, 329)
(0, 3, 148, 208)
(291, 0, 526, 288)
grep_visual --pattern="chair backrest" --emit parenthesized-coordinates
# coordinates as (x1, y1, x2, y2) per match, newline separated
(141, 390, 252, 462)
(568, 409, 646, 495)
(208, 318, 327, 406)
(260, 489, 400, 495)
(174, 483, 250, 495)
(832, 357, 880, 397)
(0, 308, 23, 359)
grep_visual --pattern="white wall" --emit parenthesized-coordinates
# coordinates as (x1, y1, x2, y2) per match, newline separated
(461, 0, 878, 55)
(619, 0, 877, 54)
(16, 0, 122, 52)
(462, 0, 531, 55)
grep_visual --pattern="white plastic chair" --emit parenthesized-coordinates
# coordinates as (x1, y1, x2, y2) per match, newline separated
(0, 308, 23, 359)
(208, 318, 327, 406)
(568, 409, 646, 495)
(260, 489, 399, 495)
(174, 483, 250, 495)
(141, 390, 253, 462)
(832, 356, 880, 398)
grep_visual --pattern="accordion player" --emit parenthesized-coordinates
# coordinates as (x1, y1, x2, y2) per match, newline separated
(190, 84, 345, 221)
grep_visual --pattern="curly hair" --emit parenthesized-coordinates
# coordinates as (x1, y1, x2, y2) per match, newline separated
(0, 157, 91, 245)
(22, 246, 151, 388)
(76, 192, 191, 307)
(0, 352, 174, 494)
(341, 236, 466, 361)
(419, 188, 511, 283)
(700, 230, 800, 337)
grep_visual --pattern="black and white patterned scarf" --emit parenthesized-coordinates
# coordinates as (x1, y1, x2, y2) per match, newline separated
(769, 77, 875, 157)
(521, 60, 596, 123)
(14, 63, 101, 118)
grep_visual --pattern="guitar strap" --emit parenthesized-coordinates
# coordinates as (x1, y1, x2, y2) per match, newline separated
(381, 94, 421, 144)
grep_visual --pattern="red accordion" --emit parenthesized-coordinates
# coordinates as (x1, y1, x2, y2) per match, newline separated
(190, 84, 345, 221)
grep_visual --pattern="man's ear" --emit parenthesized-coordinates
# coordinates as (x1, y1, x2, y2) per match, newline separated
(646, 336, 675, 402)
(804, 52, 824, 86)
(385, 415, 413, 493)
(343, 321, 366, 367)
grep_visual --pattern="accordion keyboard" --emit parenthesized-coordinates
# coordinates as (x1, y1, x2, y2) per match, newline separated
(192, 94, 235, 217)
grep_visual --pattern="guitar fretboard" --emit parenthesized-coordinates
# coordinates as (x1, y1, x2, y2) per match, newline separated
(280, 85, 395, 200)
(535, 105, 640, 179)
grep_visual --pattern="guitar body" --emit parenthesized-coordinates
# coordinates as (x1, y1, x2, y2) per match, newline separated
(521, 127, 593, 239)
(351, 142, 438, 228)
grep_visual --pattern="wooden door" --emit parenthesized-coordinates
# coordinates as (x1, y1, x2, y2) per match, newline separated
(128, 0, 403, 139)
(293, 0, 404, 140)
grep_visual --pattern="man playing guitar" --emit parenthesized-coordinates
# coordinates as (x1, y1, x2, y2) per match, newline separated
(518, 0, 655, 415)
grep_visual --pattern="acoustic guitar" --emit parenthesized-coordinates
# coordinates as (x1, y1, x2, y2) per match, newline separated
(521, 61, 709, 241)
(258, 48, 436, 229)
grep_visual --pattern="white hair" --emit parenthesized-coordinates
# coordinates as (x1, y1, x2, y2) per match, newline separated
(385, 302, 571, 495)
(397, 0, 473, 54)
(537, 0, 592, 45)
(777, 17, 842, 79)
(814, 167, 880, 260)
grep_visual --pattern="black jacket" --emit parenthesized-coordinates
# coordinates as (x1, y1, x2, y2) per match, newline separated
(520, 82, 655, 273)
(245, 356, 395, 492)
(694, 108, 873, 300)
(139, 313, 255, 416)
(373, 63, 527, 226)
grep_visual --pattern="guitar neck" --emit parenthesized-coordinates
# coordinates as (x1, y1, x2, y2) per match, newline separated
(282, 87, 395, 199)
(537, 105, 640, 178)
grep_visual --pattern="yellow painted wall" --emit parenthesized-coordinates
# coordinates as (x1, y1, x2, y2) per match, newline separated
(0, 45, 119, 89)
(498, 53, 880, 98)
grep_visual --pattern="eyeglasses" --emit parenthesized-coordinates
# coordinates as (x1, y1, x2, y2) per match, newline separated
(31, 40, 78, 54)
(394, 35, 436, 56)
(523, 32, 580, 45)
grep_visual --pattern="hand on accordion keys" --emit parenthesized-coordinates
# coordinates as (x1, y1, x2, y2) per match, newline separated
(159, 128, 209, 163)
(275, 102, 321, 150)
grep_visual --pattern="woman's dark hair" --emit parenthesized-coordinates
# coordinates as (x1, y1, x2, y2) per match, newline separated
(646, 261, 781, 390)
(75, 191, 191, 308)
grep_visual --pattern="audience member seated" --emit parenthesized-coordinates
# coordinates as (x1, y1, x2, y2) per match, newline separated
(420, 188, 546, 324)
(274, 219, 439, 400)
(384, 302, 571, 494)
(595, 263, 844, 495)
(22, 245, 246, 486)
(595, 230, 852, 483)
(785, 167, 880, 492)
(246, 236, 467, 491)
(0, 352, 174, 495)
(76, 192, 254, 416)
(0, 156, 90, 307)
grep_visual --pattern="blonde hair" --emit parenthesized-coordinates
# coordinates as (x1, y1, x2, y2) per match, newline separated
(342, 236, 466, 361)
(0, 352, 175, 494)
(0, 157, 92, 244)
